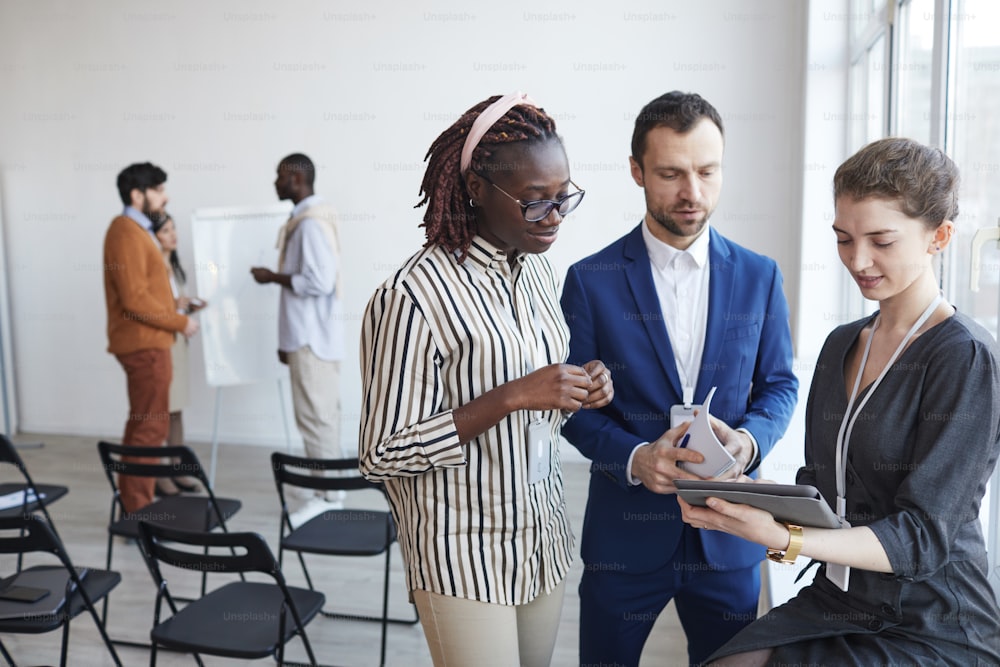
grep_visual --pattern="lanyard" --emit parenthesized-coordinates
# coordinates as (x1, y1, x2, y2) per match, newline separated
(834, 293, 943, 521)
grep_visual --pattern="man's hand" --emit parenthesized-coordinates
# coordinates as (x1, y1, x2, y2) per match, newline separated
(277, 350, 288, 365)
(707, 416, 754, 480)
(250, 267, 275, 284)
(183, 317, 199, 338)
(630, 422, 705, 494)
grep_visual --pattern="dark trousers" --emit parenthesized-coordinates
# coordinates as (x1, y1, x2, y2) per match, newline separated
(115, 348, 171, 513)
(579, 525, 760, 667)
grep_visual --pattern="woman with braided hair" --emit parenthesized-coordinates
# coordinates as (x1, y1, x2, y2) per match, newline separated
(360, 92, 614, 666)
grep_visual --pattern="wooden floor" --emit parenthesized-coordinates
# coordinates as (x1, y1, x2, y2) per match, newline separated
(1, 433, 689, 666)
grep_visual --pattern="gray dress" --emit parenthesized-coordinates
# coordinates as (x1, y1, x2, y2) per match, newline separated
(709, 312, 1000, 666)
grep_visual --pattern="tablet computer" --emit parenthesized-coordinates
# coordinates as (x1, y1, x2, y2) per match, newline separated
(674, 479, 844, 529)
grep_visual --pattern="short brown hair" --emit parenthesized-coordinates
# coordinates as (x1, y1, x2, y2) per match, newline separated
(631, 91, 724, 165)
(833, 137, 959, 228)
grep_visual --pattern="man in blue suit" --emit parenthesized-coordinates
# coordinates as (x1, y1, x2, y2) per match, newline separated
(561, 91, 798, 667)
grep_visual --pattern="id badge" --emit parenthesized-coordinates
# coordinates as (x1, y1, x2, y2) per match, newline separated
(825, 563, 850, 592)
(825, 516, 851, 591)
(526, 418, 551, 484)
(670, 403, 696, 429)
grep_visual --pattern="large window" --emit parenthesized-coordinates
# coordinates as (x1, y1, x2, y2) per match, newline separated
(848, 0, 1000, 597)
(894, 0, 935, 141)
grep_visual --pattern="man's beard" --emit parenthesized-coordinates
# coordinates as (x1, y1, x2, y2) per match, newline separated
(140, 195, 164, 222)
(649, 207, 709, 238)
(147, 207, 166, 224)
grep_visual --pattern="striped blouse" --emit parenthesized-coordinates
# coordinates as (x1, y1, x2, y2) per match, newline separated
(359, 236, 575, 606)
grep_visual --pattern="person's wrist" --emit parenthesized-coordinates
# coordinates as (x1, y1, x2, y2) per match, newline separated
(500, 382, 523, 414)
(736, 428, 760, 475)
(766, 523, 803, 565)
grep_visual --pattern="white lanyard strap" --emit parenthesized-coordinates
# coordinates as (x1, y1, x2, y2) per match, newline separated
(834, 294, 943, 519)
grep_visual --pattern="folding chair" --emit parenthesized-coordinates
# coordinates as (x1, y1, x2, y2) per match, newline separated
(271, 452, 418, 667)
(137, 520, 325, 666)
(0, 515, 121, 667)
(96, 441, 242, 646)
(0, 434, 69, 571)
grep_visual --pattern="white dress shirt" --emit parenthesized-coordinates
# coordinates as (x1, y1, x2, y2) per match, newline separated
(278, 194, 343, 361)
(626, 220, 711, 484)
(643, 219, 711, 402)
(625, 219, 758, 483)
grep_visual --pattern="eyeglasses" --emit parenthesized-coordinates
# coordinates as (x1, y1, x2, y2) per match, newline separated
(477, 173, 586, 223)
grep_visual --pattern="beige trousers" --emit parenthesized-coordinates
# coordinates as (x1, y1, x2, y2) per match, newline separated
(286, 345, 342, 499)
(412, 579, 566, 667)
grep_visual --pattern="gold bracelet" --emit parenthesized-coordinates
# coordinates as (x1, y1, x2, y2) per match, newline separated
(766, 524, 803, 565)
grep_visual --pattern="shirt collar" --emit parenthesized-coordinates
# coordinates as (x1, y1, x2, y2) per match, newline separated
(641, 218, 711, 270)
(463, 236, 521, 272)
(291, 194, 323, 218)
(124, 205, 154, 231)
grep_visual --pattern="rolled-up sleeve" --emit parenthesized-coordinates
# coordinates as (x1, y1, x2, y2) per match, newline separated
(869, 339, 1000, 579)
(289, 218, 337, 297)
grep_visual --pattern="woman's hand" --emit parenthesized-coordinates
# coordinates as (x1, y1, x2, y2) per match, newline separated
(677, 495, 789, 550)
(514, 363, 593, 413)
(580, 360, 614, 409)
(451, 363, 590, 443)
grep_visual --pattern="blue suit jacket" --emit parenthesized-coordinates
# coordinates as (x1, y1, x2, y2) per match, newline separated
(561, 225, 799, 574)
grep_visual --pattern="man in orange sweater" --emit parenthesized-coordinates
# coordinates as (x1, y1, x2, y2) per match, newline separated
(104, 162, 199, 513)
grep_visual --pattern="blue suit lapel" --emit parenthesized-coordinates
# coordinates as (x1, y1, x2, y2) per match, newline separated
(696, 228, 734, 401)
(622, 225, 684, 399)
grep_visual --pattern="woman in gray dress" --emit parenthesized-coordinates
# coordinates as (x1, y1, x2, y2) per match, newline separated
(679, 137, 1000, 666)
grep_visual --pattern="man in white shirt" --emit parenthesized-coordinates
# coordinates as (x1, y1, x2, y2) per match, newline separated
(252, 153, 344, 524)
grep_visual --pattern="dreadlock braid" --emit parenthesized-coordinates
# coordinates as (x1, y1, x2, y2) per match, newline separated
(416, 95, 559, 262)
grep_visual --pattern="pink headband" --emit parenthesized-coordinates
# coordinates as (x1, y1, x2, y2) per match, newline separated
(459, 91, 538, 174)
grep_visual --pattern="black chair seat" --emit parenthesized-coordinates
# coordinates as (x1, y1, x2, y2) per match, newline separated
(282, 509, 396, 556)
(150, 580, 324, 658)
(109, 496, 242, 538)
(0, 483, 69, 519)
(0, 516, 122, 666)
(0, 566, 121, 634)
(271, 453, 418, 666)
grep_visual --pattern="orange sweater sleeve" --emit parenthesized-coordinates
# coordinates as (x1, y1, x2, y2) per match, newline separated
(104, 216, 188, 354)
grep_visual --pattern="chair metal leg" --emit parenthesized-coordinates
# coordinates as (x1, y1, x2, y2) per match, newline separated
(102, 532, 155, 650)
(59, 615, 70, 667)
(316, 546, 419, 626)
(380, 548, 390, 667)
(102, 528, 116, 627)
(0, 638, 15, 666)
(16, 521, 26, 573)
(297, 550, 315, 590)
(78, 580, 123, 666)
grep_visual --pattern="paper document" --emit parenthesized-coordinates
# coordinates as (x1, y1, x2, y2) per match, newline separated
(676, 387, 736, 478)
(0, 489, 45, 511)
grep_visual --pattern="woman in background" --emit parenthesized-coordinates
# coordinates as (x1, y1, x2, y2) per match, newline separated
(152, 213, 205, 495)
(680, 137, 1000, 666)
(359, 92, 614, 666)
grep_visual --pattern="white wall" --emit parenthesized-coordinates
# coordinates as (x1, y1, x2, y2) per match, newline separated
(0, 0, 808, 449)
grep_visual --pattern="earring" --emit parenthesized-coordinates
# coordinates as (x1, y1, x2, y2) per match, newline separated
(468, 198, 476, 208)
